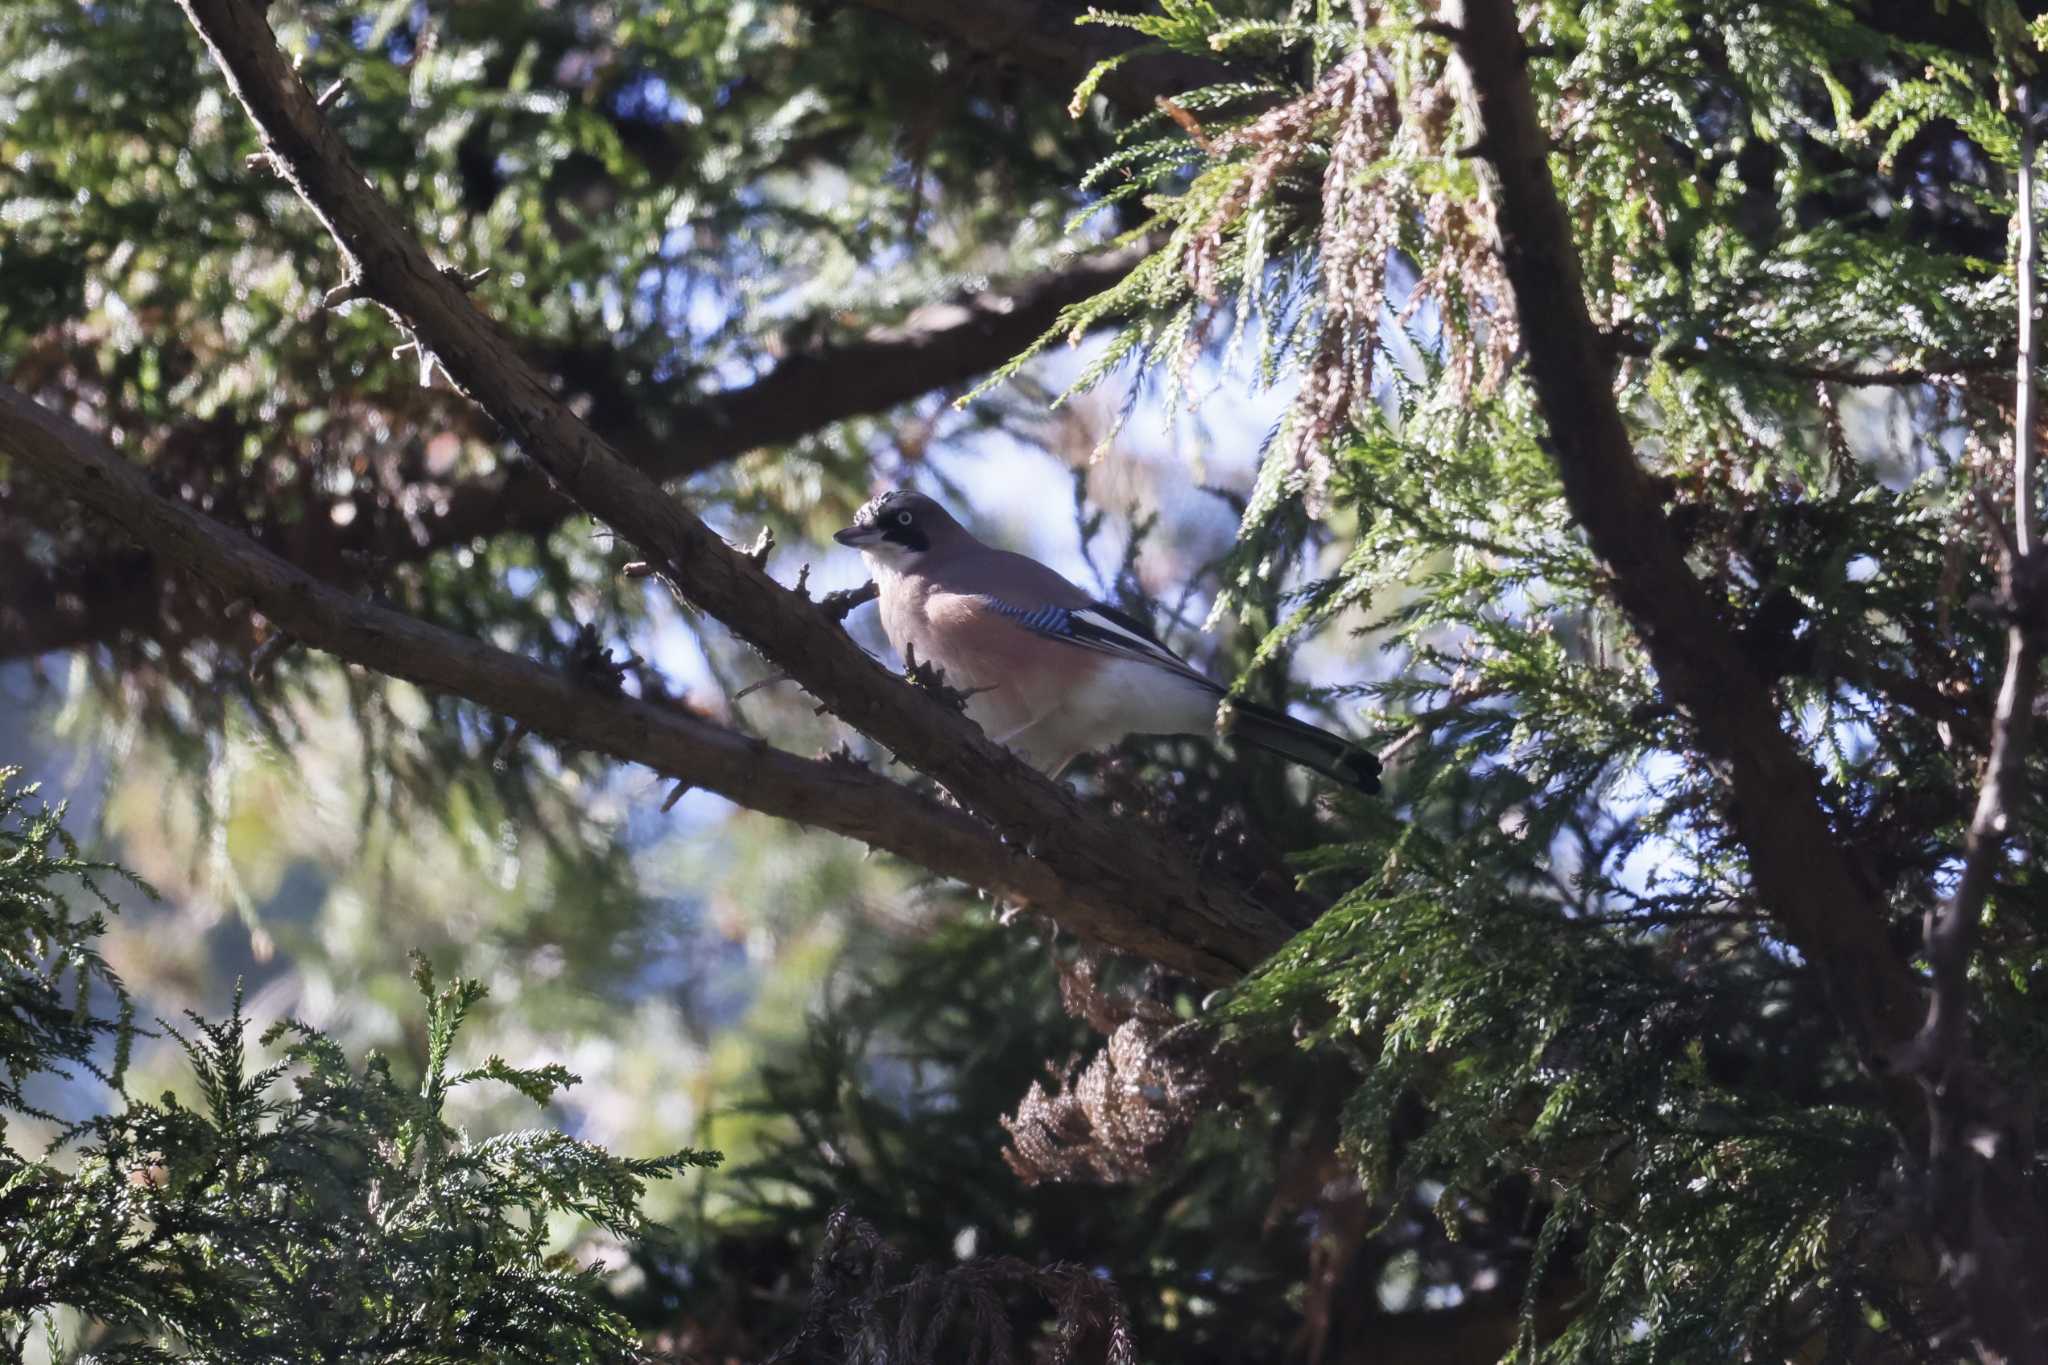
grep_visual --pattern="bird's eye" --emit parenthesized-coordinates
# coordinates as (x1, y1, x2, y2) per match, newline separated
(895, 511, 914, 526)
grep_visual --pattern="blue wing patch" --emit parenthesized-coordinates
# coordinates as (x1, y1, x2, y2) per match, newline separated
(995, 602, 1077, 636)
(989, 598, 1220, 689)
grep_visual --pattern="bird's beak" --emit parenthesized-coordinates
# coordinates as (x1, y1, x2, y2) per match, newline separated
(833, 522, 882, 548)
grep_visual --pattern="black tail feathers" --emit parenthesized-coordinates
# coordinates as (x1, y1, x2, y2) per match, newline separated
(1223, 699, 1382, 795)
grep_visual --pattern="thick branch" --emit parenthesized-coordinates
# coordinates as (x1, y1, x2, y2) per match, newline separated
(0, 380, 1261, 984)
(171, 0, 1297, 978)
(848, 0, 1224, 114)
(1441, 0, 1922, 1066)
(1, 250, 1141, 661)
(1446, 2, 2048, 1349)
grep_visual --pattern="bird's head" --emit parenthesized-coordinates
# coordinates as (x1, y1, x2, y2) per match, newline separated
(832, 489, 968, 565)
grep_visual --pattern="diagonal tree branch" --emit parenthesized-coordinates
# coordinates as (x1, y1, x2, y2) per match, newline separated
(0, 379, 1271, 985)
(1439, 0, 1921, 1073)
(1, 249, 1142, 662)
(1443, 2, 2048, 1352)
(169, 0, 1300, 979)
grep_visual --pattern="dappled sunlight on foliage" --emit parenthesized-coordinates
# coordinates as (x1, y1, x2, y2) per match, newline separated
(1, 773, 717, 1361)
(6, 0, 2048, 1359)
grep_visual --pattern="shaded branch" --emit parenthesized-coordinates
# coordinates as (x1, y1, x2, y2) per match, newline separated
(1604, 329, 2011, 388)
(1441, 0, 1921, 1069)
(0, 380, 1268, 984)
(1447, 1, 2048, 1351)
(1895, 86, 2048, 1363)
(1926, 107, 2047, 1060)
(1, 249, 1142, 661)
(170, 0, 1299, 978)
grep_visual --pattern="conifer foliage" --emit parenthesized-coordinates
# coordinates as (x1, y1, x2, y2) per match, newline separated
(5, 0, 2048, 1360)
(0, 772, 717, 1362)
(1026, 1, 2048, 1358)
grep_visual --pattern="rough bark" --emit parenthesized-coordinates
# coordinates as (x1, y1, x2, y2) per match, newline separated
(0, 380, 1278, 984)
(1441, 0, 1921, 1070)
(1443, 1, 2046, 1354)
(166, 0, 1301, 980)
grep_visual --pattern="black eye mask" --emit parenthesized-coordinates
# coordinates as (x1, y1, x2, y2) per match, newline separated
(855, 494, 932, 553)
(881, 515, 929, 553)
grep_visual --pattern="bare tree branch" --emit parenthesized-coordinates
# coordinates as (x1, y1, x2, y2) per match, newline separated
(1443, 4, 2048, 1351)
(1440, 0, 1921, 1069)
(167, 0, 1301, 979)
(1, 249, 1142, 662)
(0, 379, 1278, 985)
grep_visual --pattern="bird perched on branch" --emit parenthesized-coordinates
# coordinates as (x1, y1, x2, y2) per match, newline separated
(834, 490, 1380, 794)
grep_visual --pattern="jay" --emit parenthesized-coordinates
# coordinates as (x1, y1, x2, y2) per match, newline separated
(834, 490, 1381, 794)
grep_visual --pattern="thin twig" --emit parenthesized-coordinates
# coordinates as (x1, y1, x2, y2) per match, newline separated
(733, 673, 795, 701)
(1919, 87, 2046, 1071)
(1602, 328, 2009, 388)
(1155, 97, 1217, 155)
(2020, 89, 2040, 568)
(1373, 679, 1506, 769)
(1892, 84, 2048, 1363)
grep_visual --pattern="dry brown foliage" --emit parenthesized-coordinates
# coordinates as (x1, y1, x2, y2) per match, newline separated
(1172, 11, 1515, 505)
(1000, 954, 1224, 1186)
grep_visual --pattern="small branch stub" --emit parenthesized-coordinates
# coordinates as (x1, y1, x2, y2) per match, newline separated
(322, 279, 368, 311)
(821, 579, 879, 623)
(493, 721, 532, 769)
(440, 264, 493, 292)
(248, 630, 297, 681)
(902, 641, 991, 713)
(568, 623, 639, 695)
(822, 742, 868, 771)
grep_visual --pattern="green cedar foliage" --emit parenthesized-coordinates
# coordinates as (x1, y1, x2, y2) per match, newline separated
(1007, 1, 2048, 1360)
(9, 0, 2048, 1358)
(0, 770, 717, 1363)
